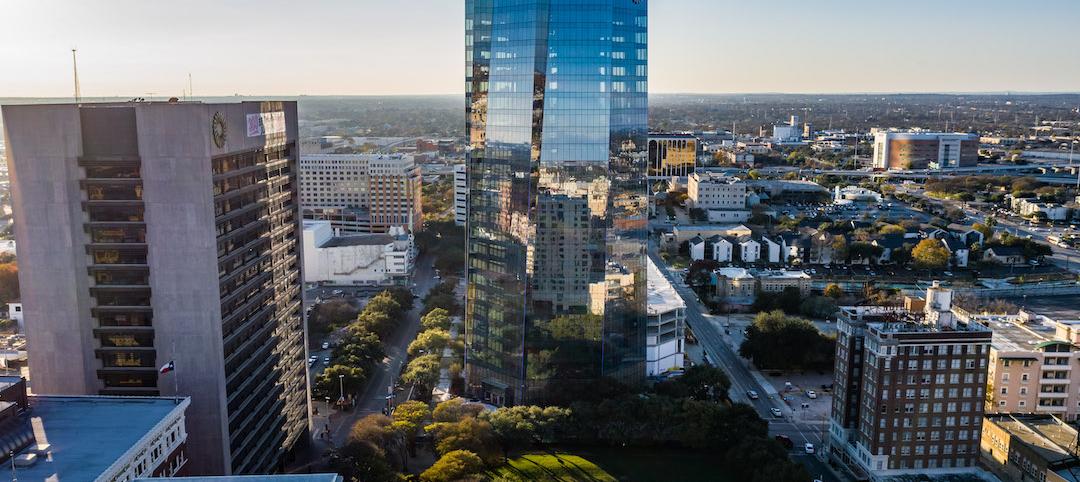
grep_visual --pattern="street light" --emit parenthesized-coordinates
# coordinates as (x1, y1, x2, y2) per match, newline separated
(338, 374, 345, 405)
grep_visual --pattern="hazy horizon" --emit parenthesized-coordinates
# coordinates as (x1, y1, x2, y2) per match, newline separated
(2, 0, 1080, 97)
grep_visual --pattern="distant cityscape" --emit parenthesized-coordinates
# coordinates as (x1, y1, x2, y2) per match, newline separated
(0, 1, 1079, 482)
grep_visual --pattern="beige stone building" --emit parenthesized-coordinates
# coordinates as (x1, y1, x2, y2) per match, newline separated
(986, 314, 1080, 421)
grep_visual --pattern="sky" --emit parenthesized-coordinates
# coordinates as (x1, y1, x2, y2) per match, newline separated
(1, 0, 1079, 98)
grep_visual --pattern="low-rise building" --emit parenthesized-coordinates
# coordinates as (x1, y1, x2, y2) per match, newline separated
(646, 258, 685, 377)
(834, 185, 883, 204)
(712, 267, 756, 301)
(984, 246, 1027, 266)
(0, 377, 190, 480)
(981, 414, 1080, 482)
(302, 220, 413, 286)
(756, 269, 812, 295)
(687, 173, 748, 211)
(1012, 196, 1070, 221)
(667, 224, 752, 245)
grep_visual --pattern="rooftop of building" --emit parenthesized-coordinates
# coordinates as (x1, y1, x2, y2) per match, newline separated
(648, 132, 697, 139)
(714, 267, 753, 279)
(869, 318, 991, 335)
(690, 172, 743, 183)
(321, 234, 398, 248)
(756, 269, 811, 280)
(17, 395, 187, 481)
(985, 414, 1078, 468)
(646, 258, 685, 315)
(672, 224, 751, 233)
(136, 476, 343, 482)
(988, 316, 1060, 353)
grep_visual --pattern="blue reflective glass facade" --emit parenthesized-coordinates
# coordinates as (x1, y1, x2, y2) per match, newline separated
(465, 0, 648, 405)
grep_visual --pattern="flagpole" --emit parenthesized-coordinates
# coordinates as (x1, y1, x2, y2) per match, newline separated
(171, 341, 179, 405)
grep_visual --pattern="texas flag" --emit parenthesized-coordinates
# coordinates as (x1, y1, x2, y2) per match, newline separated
(159, 361, 175, 375)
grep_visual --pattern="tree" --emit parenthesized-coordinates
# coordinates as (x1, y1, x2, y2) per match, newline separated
(972, 222, 994, 241)
(315, 364, 366, 400)
(824, 283, 843, 299)
(349, 414, 407, 471)
(433, 398, 483, 423)
(0, 262, 18, 305)
(392, 400, 431, 454)
(878, 224, 906, 235)
(426, 416, 499, 463)
(739, 310, 835, 370)
(655, 365, 731, 402)
(402, 354, 441, 397)
(329, 440, 398, 482)
(408, 329, 451, 356)
(912, 238, 950, 270)
(421, 308, 452, 331)
(484, 405, 571, 459)
(420, 450, 484, 482)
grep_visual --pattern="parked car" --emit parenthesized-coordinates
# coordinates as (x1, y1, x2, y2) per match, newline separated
(747, 390, 759, 400)
(771, 408, 782, 418)
(775, 434, 794, 449)
(804, 443, 815, 454)
(806, 390, 817, 399)
(323, 356, 331, 365)
(321, 341, 330, 350)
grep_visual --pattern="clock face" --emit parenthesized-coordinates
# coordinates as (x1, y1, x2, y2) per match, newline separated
(211, 112, 227, 148)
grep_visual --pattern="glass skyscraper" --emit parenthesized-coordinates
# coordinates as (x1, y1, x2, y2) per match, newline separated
(464, 0, 648, 405)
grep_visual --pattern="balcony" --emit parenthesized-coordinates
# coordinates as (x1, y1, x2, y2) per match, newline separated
(1040, 378, 1071, 385)
(1039, 392, 1069, 399)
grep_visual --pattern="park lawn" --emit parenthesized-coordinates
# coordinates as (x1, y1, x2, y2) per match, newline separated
(486, 452, 617, 482)
(486, 448, 732, 482)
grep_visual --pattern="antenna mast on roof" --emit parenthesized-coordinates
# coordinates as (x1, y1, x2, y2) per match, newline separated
(71, 48, 81, 103)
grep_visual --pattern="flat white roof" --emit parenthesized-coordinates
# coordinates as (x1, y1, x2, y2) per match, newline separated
(647, 258, 685, 315)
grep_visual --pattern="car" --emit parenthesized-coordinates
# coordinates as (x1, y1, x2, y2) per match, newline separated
(804, 443, 815, 454)
(770, 408, 783, 418)
(321, 341, 330, 350)
(307, 358, 315, 367)
(774, 434, 794, 449)
(806, 390, 817, 399)
(747, 390, 759, 400)
(323, 356, 331, 365)
(308, 355, 317, 362)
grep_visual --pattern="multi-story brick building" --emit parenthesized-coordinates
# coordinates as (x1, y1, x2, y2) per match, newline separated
(830, 282, 992, 479)
(298, 154, 422, 234)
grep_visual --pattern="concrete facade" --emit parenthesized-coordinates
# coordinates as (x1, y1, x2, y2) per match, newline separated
(2, 101, 310, 475)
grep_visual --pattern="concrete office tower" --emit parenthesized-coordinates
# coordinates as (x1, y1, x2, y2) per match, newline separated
(298, 154, 422, 235)
(2, 101, 309, 475)
(465, 0, 649, 405)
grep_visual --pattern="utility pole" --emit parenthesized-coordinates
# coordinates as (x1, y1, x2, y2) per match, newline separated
(71, 49, 81, 103)
(188, 73, 193, 101)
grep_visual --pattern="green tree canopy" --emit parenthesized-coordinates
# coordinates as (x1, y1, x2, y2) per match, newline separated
(912, 238, 951, 270)
(420, 449, 484, 482)
(421, 308, 453, 331)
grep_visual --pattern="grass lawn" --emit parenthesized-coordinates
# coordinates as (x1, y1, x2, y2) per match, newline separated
(486, 452, 616, 482)
(486, 448, 732, 482)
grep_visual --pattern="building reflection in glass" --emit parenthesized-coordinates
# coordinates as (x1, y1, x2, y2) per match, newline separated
(465, 0, 648, 405)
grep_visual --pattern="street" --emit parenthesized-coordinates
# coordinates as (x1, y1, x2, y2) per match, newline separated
(647, 244, 841, 482)
(306, 253, 440, 451)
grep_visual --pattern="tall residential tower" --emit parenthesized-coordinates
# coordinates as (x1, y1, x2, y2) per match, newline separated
(2, 101, 309, 475)
(464, 0, 649, 405)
